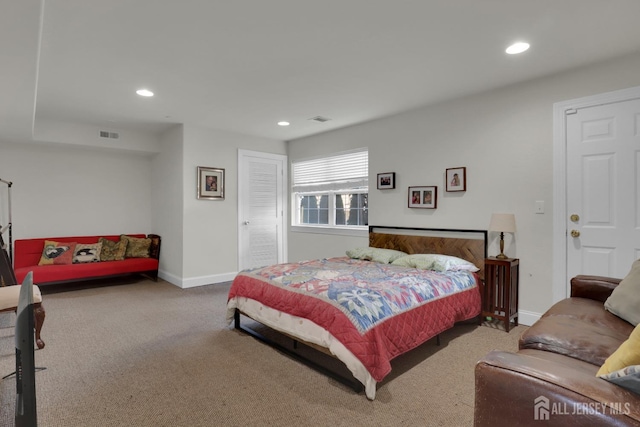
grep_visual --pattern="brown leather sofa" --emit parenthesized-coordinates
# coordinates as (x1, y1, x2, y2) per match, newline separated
(474, 275, 640, 427)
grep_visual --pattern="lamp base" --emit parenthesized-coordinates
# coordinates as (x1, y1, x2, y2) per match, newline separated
(496, 232, 508, 259)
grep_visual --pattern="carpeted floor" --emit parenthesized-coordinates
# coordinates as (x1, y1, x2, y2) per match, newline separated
(0, 278, 526, 426)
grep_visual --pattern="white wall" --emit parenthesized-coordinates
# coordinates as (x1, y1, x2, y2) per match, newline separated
(178, 124, 287, 287)
(0, 139, 154, 239)
(287, 50, 640, 324)
(151, 125, 185, 283)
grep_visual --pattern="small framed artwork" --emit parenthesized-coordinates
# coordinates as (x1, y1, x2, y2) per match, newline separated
(197, 166, 225, 200)
(408, 186, 437, 209)
(446, 167, 466, 192)
(377, 172, 396, 190)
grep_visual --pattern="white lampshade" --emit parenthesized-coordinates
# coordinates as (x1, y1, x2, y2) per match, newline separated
(489, 213, 516, 233)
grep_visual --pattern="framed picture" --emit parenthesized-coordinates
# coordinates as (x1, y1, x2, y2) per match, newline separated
(408, 186, 437, 209)
(377, 172, 396, 190)
(446, 167, 466, 192)
(197, 166, 225, 200)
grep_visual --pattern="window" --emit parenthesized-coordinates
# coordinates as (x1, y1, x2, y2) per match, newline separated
(299, 194, 329, 225)
(335, 192, 368, 226)
(292, 149, 368, 232)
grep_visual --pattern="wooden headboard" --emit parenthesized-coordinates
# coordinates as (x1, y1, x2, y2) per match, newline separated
(368, 226, 488, 281)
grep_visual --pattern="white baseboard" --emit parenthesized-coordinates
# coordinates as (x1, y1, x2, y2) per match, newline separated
(517, 310, 542, 327)
(158, 269, 237, 289)
(157, 270, 181, 286)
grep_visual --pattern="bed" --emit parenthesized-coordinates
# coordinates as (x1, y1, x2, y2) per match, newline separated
(226, 226, 487, 400)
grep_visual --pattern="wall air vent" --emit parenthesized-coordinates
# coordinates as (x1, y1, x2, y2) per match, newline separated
(308, 116, 331, 123)
(99, 131, 120, 139)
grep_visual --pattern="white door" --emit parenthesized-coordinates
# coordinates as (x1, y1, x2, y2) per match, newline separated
(566, 98, 640, 280)
(238, 149, 287, 271)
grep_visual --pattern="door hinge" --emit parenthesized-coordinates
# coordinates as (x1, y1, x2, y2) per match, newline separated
(565, 108, 578, 115)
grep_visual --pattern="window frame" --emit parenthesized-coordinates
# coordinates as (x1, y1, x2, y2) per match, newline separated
(293, 188, 368, 230)
(291, 149, 368, 237)
(333, 189, 368, 227)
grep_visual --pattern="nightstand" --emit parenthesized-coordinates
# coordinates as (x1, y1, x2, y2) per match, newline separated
(481, 257, 519, 332)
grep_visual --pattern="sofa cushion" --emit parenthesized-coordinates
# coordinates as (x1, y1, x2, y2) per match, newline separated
(543, 297, 635, 334)
(38, 240, 76, 266)
(519, 297, 633, 366)
(605, 259, 640, 326)
(121, 235, 151, 258)
(99, 237, 127, 261)
(73, 243, 102, 263)
(598, 323, 640, 375)
(599, 365, 640, 395)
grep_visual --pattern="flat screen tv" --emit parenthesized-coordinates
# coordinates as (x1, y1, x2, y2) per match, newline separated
(14, 271, 37, 427)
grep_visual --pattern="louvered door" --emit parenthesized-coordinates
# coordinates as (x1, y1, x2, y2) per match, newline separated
(238, 150, 287, 271)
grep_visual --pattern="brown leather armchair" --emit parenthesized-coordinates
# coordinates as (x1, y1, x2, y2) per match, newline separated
(474, 275, 640, 427)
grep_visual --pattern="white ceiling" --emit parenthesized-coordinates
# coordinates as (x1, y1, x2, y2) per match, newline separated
(4, 0, 640, 143)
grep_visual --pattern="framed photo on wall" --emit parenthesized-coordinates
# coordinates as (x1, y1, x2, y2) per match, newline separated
(446, 167, 466, 192)
(377, 172, 396, 189)
(197, 166, 225, 200)
(408, 186, 437, 209)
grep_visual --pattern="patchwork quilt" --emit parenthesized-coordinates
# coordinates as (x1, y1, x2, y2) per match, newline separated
(227, 257, 481, 382)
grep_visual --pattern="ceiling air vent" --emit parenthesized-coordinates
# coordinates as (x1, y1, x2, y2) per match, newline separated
(99, 131, 120, 139)
(308, 116, 331, 123)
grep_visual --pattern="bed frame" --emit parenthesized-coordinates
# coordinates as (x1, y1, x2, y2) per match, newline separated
(233, 225, 487, 394)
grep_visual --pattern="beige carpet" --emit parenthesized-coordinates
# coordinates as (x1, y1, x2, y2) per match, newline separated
(0, 279, 526, 426)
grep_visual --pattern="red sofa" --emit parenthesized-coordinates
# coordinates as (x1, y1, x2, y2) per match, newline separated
(14, 234, 161, 286)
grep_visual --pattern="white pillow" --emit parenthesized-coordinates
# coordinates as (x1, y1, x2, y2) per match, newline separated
(346, 247, 408, 264)
(391, 254, 479, 272)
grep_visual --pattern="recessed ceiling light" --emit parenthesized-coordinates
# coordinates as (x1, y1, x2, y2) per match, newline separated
(277, 121, 290, 126)
(506, 42, 530, 55)
(136, 89, 154, 97)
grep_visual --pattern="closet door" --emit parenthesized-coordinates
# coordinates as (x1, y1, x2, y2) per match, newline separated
(238, 149, 287, 271)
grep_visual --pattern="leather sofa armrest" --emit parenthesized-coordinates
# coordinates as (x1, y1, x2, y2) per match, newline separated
(570, 275, 622, 303)
(475, 350, 640, 427)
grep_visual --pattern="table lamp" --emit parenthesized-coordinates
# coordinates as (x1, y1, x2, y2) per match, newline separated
(489, 213, 516, 259)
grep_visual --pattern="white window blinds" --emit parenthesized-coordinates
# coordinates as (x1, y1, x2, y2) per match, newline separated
(292, 149, 368, 193)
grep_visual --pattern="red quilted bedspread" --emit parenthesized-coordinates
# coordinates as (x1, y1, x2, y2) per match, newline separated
(227, 257, 481, 382)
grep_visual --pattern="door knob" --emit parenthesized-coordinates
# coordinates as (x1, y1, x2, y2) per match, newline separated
(570, 229, 580, 238)
(243, 221, 250, 225)
(570, 214, 579, 222)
